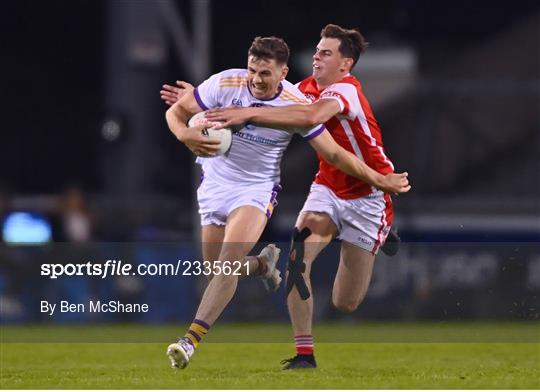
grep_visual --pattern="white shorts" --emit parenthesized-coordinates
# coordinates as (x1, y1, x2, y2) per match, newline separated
(299, 183, 393, 254)
(197, 175, 281, 226)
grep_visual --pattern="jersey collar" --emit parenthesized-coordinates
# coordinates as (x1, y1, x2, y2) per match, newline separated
(247, 82, 284, 101)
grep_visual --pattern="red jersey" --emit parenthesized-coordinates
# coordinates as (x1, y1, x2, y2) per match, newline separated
(297, 75, 394, 199)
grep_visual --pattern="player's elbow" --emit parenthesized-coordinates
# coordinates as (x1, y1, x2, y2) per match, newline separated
(165, 107, 180, 138)
(165, 107, 174, 128)
(321, 150, 340, 166)
(165, 107, 184, 143)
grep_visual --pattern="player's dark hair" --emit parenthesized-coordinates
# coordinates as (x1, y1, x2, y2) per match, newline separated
(320, 24, 369, 68)
(248, 36, 290, 65)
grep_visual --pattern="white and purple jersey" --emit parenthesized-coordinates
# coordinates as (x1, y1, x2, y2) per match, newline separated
(193, 68, 324, 185)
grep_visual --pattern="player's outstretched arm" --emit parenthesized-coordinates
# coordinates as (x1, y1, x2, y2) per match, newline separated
(165, 91, 221, 157)
(160, 80, 194, 106)
(308, 130, 411, 194)
(206, 99, 340, 129)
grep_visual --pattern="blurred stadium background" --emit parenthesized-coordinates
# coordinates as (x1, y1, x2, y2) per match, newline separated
(1, 0, 539, 328)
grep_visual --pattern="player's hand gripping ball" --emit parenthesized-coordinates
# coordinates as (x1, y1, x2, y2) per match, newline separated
(188, 111, 233, 156)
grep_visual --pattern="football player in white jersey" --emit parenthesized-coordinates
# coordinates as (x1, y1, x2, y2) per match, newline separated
(164, 36, 409, 370)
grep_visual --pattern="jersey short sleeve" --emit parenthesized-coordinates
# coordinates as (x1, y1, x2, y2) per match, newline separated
(319, 82, 358, 118)
(297, 124, 325, 140)
(193, 72, 223, 110)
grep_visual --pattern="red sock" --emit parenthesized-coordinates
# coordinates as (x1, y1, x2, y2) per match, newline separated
(295, 335, 314, 355)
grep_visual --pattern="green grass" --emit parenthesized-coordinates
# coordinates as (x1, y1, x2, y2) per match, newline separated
(2, 321, 538, 342)
(1, 324, 539, 389)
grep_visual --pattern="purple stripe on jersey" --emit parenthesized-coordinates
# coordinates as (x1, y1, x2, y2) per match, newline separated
(303, 124, 325, 141)
(193, 87, 210, 111)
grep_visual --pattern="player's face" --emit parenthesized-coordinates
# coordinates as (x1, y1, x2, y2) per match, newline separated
(247, 56, 289, 99)
(312, 38, 352, 86)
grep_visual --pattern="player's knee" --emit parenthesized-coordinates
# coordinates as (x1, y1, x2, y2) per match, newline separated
(332, 298, 359, 313)
(332, 291, 366, 313)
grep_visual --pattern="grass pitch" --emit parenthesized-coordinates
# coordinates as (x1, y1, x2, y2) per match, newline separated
(1, 323, 539, 389)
